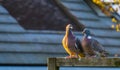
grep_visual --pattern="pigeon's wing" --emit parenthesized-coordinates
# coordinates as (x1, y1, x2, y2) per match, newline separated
(75, 38, 84, 53)
(91, 39, 105, 52)
(91, 39, 109, 57)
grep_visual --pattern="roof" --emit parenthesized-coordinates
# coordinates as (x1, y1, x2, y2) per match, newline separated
(0, 0, 120, 65)
(1, 0, 84, 31)
(0, 3, 67, 65)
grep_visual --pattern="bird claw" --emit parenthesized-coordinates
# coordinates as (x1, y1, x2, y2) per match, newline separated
(65, 56, 81, 60)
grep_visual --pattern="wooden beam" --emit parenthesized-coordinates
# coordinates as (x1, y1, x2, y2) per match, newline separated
(56, 57, 120, 67)
(47, 58, 59, 70)
(48, 57, 120, 70)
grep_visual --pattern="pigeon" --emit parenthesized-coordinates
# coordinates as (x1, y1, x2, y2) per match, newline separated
(62, 24, 85, 58)
(81, 29, 108, 57)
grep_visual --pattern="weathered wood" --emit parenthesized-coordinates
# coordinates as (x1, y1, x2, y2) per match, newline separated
(48, 58, 120, 70)
(47, 58, 59, 70)
(56, 58, 120, 66)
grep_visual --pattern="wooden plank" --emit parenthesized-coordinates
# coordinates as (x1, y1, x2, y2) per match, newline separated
(48, 58, 59, 70)
(48, 58, 120, 70)
(55, 58, 120, 67)
(0, 53, 66, 64)
(0, 5, 8, 14)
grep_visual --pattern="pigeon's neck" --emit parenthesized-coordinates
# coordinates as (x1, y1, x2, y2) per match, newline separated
(85, 34, 92, 39)
(66, 29, 74, 37)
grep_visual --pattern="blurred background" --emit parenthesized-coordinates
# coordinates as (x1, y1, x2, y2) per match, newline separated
(0, 0, 120, 70)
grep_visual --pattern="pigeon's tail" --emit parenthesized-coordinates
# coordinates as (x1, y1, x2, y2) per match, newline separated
(100, 51, 109, 57)
(76, 38, 84, 53)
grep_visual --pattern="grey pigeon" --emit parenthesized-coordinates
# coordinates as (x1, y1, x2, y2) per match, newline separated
(81, 29, 108, 57)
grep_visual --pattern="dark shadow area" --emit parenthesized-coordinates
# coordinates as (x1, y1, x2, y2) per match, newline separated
(1, 0, 84, 31)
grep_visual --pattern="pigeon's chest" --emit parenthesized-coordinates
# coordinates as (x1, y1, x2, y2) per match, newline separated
(67, 37, 75, 46)
(82, 38, 95, 55)
(65, 37, 75, 49)
(82, 38, 91, 47)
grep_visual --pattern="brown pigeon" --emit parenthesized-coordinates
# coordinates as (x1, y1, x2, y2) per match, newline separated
(81, 29, 108, 57)
(62, 24, 85, 58)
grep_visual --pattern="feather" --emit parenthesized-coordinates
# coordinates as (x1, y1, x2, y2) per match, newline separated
(75, 38, 84, 53)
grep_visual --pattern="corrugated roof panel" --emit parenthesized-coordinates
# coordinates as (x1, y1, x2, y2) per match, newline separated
(0, 53, 66, 64)
(61, 2, 91, 11)
(61, 0, 83, 2)
(0, 24, 24, 32)
(0, 33, 119, 47)
(0, 15, 18, 23)
(0, 5, 8, 14)
(88, 29, 120, 38)
(80, 20, 111, 29)
(0, 33, 63, 44)
(71, 11, 99, 20)
(0, 43, 65, 53)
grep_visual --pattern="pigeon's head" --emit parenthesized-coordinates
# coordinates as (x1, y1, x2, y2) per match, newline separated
(82, 29, 91, 35)
(66, 24, 73, 30)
